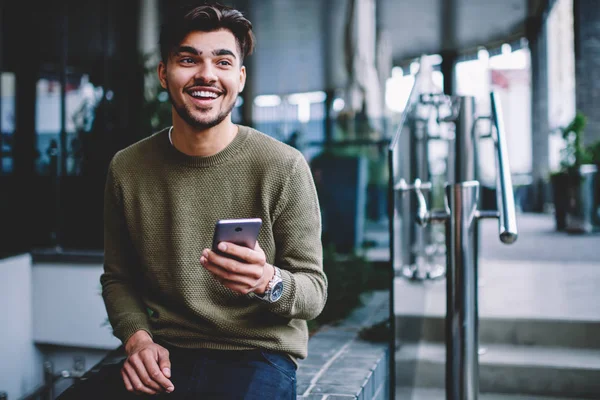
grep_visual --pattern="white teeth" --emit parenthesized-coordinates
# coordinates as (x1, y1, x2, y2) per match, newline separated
(191, 90, 218, 98)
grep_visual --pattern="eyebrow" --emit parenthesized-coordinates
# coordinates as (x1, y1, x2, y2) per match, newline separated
(174, 46, 237, 59)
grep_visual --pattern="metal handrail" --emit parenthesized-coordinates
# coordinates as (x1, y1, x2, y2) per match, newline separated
(489, 92, 518, 244)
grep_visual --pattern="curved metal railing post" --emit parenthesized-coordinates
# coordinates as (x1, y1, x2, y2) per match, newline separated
(489, 92, 518, 244)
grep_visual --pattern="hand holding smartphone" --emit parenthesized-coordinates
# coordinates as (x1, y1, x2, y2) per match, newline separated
(212, 218, 262, 256)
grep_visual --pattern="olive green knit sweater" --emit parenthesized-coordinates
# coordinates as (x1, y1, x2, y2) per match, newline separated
(101, 125, 327, 360)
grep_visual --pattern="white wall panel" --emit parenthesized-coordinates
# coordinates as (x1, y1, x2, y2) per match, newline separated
(32, 263, 120, 349)
(0, 254, 43, 399)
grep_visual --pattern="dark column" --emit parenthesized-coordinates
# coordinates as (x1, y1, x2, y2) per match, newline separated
(11, 82, 36, 180)
(527, 14, 551, 212)
(440, 0, 458, 95)
(440, 50, 458, 96)
(54, 4, 68, 248)
(323, 89, 335, 144)
(574, 0, 600, 145)
(10, 2, 40, 251)
(0, 1, 3, 173)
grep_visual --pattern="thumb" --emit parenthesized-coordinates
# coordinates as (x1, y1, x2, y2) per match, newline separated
(158, 349, 172, 378)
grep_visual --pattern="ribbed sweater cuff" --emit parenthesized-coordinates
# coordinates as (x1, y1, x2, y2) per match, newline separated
(115, 317, 153, 346)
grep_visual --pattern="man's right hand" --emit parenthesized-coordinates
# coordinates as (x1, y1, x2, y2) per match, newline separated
(121, 330, 175, 395)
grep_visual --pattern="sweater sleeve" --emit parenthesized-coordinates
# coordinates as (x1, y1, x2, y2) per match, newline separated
(264, 155, 328, 320)
(100, 157, 152, 345)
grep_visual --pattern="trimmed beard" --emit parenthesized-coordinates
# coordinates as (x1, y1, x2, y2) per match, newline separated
(167, 84, 236, 130)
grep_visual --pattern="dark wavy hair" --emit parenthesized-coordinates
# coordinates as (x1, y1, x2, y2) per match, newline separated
(159, 2, 255, 64)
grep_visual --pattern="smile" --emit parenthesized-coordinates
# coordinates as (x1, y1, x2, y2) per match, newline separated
(190, 90, 220, 99)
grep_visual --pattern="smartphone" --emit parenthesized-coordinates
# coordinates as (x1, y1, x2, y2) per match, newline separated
(212, 218, 263, 253)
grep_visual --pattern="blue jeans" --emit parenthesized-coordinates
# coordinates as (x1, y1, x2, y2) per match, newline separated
(58, 347, 297, 400)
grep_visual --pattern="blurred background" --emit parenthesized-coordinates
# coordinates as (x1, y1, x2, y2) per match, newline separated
(1, 0, 599, 399)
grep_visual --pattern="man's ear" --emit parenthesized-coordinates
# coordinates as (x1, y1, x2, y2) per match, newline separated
(239, 65, 247, 93)
(157, 62, 168, 89)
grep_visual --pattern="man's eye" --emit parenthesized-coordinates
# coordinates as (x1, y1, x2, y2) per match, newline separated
(181, 57, 195, 64)
(218, 60, 232, 66)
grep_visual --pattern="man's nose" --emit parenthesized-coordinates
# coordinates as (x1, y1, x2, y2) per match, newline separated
(194, 62, 217, 83)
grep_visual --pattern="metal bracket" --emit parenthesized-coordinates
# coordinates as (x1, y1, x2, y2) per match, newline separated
(396, 178, 449, 227)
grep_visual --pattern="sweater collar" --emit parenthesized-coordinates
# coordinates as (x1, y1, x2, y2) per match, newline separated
(163, 125, 250, 168)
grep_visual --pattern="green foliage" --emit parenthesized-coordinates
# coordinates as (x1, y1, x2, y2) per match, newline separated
(139, 52, 172, 136)
(312, 244, 374, 326)
(586, 140, 600, 166)
(555, 111, 600, 177)
(559, 112, 592, 172)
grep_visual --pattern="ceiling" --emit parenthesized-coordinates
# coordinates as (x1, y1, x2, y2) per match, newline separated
(380, 0, 551, 64)
(236, 0, 553, 94)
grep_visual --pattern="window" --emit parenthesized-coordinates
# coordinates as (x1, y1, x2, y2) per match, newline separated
(1, 72, 16, 175)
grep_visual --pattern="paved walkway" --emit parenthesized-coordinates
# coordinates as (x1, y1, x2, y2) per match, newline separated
(365, 212, 600, 264)
(479, 212, 600, 263)
(394, 258, 600, 321)
(395, 387, 583, 400)
(382, 212, 600, 320)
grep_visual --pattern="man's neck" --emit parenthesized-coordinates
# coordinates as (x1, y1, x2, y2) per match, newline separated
(170, 120, 238, 157)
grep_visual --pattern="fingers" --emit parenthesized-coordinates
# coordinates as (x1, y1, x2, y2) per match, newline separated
(201, 259, 259, 291)
(156, 347, 174, 388)
(142, 357, 174, 393)
(216, 242, 266, 265)
(200, 242, 268, 295)
(200, 255, 263, 295)
(158, 347, 172, 379)
(122, 361, 158, 395)
(121, 369, 133, 392)
(122, 346, 174, 395)
(205, 253, 257, 276)
(130, 356, 163, 392)
(202, 249, 263, 279)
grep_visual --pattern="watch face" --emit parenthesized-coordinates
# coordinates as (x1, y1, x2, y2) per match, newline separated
(269, 282, 284, 302)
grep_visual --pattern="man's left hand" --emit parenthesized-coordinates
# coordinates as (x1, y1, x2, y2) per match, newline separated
(200, 242, 274, 295)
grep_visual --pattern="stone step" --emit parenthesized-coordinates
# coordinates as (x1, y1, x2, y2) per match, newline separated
(395, 387, 587, 400)
(396, 342, 600, 399)
(393, 261, 600, 324)
(393, 259, 600, 351)
(396, 315, 600, 349)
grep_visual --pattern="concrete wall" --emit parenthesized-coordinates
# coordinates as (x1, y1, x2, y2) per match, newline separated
(31, 262, 118, 399)
(0, 254, 43, 399)
(250, 0, 328, 95)
(32, 263, 120, 349)
(1, 257, 119, 398)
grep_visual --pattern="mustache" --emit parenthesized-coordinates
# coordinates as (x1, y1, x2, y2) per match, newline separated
(186, 82, 223, 92)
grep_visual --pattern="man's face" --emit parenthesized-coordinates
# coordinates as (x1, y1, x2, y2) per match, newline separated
(158, 29, 246, 131)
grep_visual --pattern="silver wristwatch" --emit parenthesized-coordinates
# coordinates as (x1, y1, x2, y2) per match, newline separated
(254, 266, 283, 303)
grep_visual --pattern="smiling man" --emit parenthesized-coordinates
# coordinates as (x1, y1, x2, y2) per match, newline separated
(94, 2, 327, 399)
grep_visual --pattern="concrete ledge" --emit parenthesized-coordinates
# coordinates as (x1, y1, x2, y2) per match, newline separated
(58, 291, 392, 400)
(296, 290, 391, 400)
